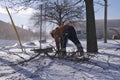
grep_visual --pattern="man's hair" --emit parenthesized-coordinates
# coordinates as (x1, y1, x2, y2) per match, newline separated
(50, 27, 60, 38)
(50, 30, 54, 38)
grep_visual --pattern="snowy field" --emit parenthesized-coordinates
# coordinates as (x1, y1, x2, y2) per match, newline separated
(0, 39, 120, 80)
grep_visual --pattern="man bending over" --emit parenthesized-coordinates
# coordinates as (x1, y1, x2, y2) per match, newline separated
(50, 24, 84, 57)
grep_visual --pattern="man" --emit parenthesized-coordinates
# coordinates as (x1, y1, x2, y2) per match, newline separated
(50, 24, 84, 57)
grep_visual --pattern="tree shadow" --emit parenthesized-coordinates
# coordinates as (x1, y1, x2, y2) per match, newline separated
(43, 56, 120, 80)
(0, 57, 45, 80)
(98, 52, 120, 58)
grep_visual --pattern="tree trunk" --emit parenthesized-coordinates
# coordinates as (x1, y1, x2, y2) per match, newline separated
(84, 0, 98, 52)
(104, 0, 108, 43)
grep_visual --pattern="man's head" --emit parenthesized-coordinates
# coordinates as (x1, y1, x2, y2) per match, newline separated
(50, 27, 60, 38)
(50, 30, 54, 38)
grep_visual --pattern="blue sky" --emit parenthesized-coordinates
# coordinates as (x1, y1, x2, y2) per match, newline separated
(0, 0, 120, 27)
(95, 0, 120, 19)
(108, 0, 120, 19)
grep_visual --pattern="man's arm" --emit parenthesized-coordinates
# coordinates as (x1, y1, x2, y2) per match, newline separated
(55, 37, 60, 51)
(50, 27, 61, 51)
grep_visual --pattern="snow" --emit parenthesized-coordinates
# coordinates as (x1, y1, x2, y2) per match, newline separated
(0, 39, 120, 80)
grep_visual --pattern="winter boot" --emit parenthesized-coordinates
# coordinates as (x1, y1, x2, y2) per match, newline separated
(77, 44, 84, 56)
(61, 48, 66, 58)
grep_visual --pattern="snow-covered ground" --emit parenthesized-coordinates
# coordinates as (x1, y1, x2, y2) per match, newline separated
(0, 39, 120, 80)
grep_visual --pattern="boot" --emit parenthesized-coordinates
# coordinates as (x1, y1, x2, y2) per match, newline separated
(61, 48, 66, 58)
(77, 44, 84, 56)
(61, 51, 66, 58)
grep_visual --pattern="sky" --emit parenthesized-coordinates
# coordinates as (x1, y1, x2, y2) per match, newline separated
(0, 0, 120, 29)
(95, 0, 120, 19)
(0, 6, 36, 29)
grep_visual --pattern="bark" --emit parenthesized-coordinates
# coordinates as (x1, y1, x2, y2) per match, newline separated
(84, 0, 98, 52)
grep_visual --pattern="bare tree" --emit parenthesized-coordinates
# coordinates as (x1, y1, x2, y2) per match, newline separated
(30, 0, 84, 26)
(2, 0, 84, 26)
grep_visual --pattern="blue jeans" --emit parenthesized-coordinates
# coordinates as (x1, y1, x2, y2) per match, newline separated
(60, 27, 83, 53)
